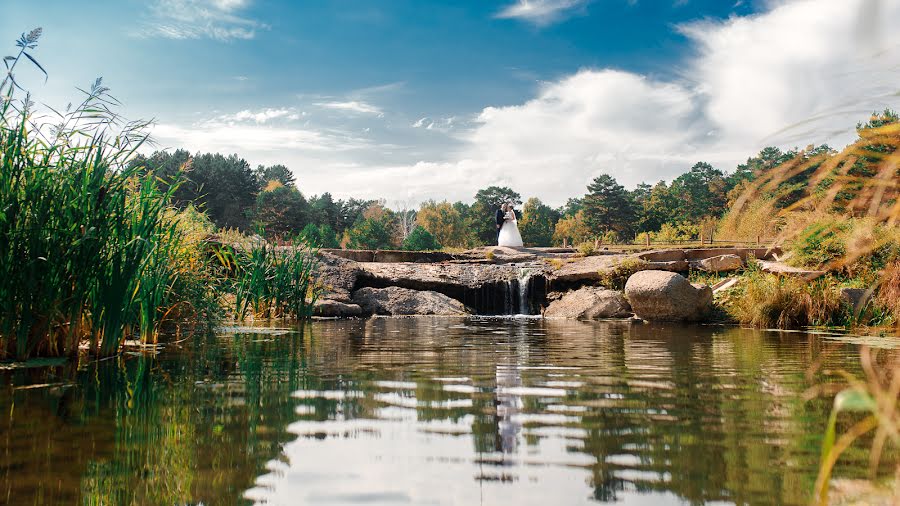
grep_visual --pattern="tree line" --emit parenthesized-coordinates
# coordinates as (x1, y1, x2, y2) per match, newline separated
(134, 125, 888, 250)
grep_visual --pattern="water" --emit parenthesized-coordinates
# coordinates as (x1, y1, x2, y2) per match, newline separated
(0, 318, 895, 505)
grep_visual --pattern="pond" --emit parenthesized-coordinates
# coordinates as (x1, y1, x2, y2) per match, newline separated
(0, 318, 894, 505)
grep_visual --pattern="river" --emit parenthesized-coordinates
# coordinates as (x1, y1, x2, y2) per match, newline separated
(0, 318, 894, 505)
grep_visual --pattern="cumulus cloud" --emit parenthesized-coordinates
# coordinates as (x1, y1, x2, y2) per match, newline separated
(315, 100, 384, 116)
(218, 107, 301, 123)
(495, 0, 589, 26)
(137, 0, 266, 41)
(144, 0, 900, 206)
(365, 0, 900, 205)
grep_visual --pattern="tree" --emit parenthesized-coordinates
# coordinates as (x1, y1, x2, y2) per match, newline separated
(520, 197, 560, 247)
(402, 226, 442, 251)
(552, 210, 591, 246)
(668, 162, 728, 222)
(255, 164, 295, 187)
(301, 223, 340, 248)
(346, 203, 396, 250)
(560, 197, 583, 217)
(252, 181, 308, 238)
(416, 200, 467, 247)
(582, 174, 635, 237)
(636, 181, 677, 233)
(469, 186, 522, 245)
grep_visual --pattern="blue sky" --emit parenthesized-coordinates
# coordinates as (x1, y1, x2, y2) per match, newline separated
(3, 0, 899, 205)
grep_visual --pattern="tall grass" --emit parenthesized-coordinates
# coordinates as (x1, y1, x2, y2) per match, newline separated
(228, 237, 320, 320)
(716, 112, 900, 499)
(0, 29, 214, 358)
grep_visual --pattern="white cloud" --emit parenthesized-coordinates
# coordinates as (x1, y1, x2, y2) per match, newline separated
(138, 0, 266, 41)
(219, 107, 298, 124)
(355, 0, 900, 205)
(315, 100, 384, 116)
(143, 0, 900, 207)
(495, 0, 588, 26)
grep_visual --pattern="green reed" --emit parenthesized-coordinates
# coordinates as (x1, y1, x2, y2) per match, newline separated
(230, 236, 320, 320)
(0, 29, 193, 358)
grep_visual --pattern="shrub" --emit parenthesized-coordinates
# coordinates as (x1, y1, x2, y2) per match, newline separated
(576, 242, 596, 257)
(597, 257, 649, 290)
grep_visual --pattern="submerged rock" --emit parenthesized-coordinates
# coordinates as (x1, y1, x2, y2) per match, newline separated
(624, 270, 712, 321)
(352, 287, 470, 316)
(544, 287, 632, 319)
(313, 299, 363, 318)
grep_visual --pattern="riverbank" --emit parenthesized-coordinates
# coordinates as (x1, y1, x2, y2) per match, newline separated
(311, 244, 900, 334)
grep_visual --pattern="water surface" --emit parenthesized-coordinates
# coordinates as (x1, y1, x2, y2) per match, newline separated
(0, 318, 894, 505)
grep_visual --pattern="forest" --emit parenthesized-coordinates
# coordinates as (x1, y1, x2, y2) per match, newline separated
(129, 140, 835, 251)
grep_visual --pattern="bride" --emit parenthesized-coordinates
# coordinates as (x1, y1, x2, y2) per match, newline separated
(498, 202, 524, 247)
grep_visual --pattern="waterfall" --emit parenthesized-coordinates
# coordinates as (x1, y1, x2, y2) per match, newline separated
(518, 271, 532, 315)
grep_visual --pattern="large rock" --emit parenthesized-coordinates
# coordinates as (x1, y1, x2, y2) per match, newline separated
(314, 252, 362, 303)
(313, 299, 363, 317)
(352, 287, 470, 316)
(544, 287, 632, 319)
(624, 270, 713, 321)
(696, 254, 743, 273)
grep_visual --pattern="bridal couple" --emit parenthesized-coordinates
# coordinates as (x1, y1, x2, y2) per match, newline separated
(494, 202, 524, 247)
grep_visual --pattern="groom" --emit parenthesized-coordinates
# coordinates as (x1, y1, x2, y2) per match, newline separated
(495, 203, 507, 241)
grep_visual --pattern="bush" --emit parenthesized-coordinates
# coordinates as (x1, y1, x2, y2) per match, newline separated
(597, 258, 649, 290)
(576, 242, 596, 257)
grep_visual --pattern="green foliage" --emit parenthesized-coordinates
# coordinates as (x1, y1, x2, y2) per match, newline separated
(0, 71, 190, 357)
(253, 182, 308, 238)
(582, 174, 635, 238)
(725, 268, 844, 329)
(347, 210, 395, 250)
(520, 197, 560, 247)
(576, 242, 596, 257)
(789, 218, 849, 268)
(597, 258, 649, 290)
(230, 237, 319, 319)
(255, 163, 295, 187)
(470, 186, 521, 245)
(300, 223, 339, 249)
(402, 225, 441, 251)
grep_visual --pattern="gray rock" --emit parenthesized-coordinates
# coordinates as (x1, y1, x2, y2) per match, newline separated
(313, 299, 363, 317)
(314, 252, 362, 303)
(624, 270, 713, 321)
(544, 287, 632, 319)
(352, 287, 470, 316)
(839, 288, 872, 309)
(697, 254, 743, 273)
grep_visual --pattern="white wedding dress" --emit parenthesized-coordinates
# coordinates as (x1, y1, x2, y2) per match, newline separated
(498, 211, 524, 247)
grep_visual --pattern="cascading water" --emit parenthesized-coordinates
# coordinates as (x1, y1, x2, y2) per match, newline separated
(517, 269, 533, 315)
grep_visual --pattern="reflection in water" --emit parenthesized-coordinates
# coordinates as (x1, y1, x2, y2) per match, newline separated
(0, 318, 894, 505)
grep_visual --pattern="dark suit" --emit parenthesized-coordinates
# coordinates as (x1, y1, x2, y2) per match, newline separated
(495, 208, 505, 240)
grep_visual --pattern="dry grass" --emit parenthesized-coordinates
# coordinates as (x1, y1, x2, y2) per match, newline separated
(727, 269, 843, 329)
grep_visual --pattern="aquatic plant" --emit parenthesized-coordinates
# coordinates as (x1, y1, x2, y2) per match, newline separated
(228, 235, 320, 320)
(0, 29, 221, 357)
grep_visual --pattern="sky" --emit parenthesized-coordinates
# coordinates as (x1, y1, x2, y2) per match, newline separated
(3, 0, 900, 206)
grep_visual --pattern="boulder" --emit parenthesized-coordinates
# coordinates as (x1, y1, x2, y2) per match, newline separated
(314, 252, 361, 303)
(313, 299, 363, 318)
(839, 288, 872, 310)
(352, 287, 470, 316)
(696, 254, 743, 273)
(544, 287, 632, 319)
(624, 270, 713, 321)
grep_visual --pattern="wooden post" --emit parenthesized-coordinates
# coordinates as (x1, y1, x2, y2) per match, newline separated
(645, 233, 650, 247)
